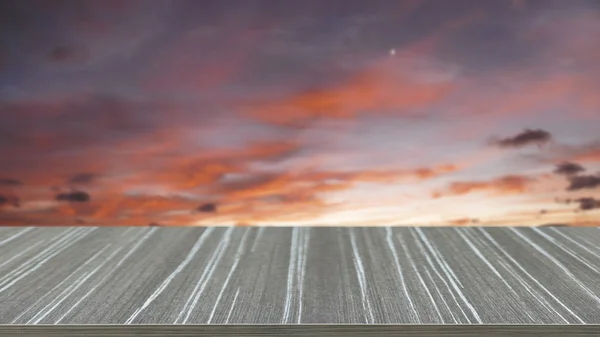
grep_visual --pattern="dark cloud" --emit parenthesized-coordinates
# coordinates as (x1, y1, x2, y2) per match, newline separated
(557, 196, 600, 211)
(575, 197, 600, 211)
(0, 94, 183, 172)
(197, 203, 217, 213)
(554, 161, 586, 176)
(0, 195, 8, 207)
(492, 129, 552, 148)
(48, 44, 89, 63)
(566, 174, 600, 191)
(538, 223, 570, 227)
(68, 173, 97, 185)
(55, 190, 91, 202)
(215, 172, 281, 196)
(0, 178, 23, 186)
(0, 0, 170, 73)
(556, 197, 572, 204)
(0, 194, 20, 208)
(49, 45, 72, 62)
(0, 1, 36, 37)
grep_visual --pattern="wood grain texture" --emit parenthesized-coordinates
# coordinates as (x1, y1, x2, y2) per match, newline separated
(1, 226, 600, 325)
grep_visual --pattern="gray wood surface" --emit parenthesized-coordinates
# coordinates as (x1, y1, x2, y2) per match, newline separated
(1, 226, 600, 324)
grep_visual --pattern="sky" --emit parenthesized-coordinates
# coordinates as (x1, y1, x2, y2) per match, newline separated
(0, 0, 599, 227)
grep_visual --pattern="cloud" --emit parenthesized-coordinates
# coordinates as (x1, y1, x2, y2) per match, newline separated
(0, 178, 23, 186)
(532, 141, 600, 167)
(244, 59, 455, 127)
(197, 203, 217, 213)
(89, 193, 200, 223)
(0, 194, 20, 208)
(413, 164, 459, 179)
(555, 197, 572, 205)
(0, 213, 64, 226)
(572, 148, 600, 163)
(3, 1, 599, 227)
(448, 218, 480, 226)
(491, 129, 552, 148)
(0, 117, 462, 224)
(0, 93, 193, 184)
(48, 44, 90, 63)
(566, 174, 600, 191)
(0, 138, 313, 225)
(510, 0, 527, 10)
(437, 174, 535, 197)
(144, 20, 272, 94)
(538, 223, 570, 227)
(0, 94, 180, 155)
(0, 0, 169, 70)
(56, 190, 91, 202)
(68, 173, 97, 185)
(168, 162, 461, 224)
(80, 161, 457, 225)
(129, 139, 306, 190)
(559, 141, 600, 164)
(559, 197, 600, 211)
(575, 197, 600, 211)
(213, 163, 458, 203)
(553, 162, 586, 176)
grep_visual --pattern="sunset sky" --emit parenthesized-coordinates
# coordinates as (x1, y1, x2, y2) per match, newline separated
(1, 0, 599, 226)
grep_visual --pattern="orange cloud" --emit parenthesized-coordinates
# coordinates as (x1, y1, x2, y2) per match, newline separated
(437, 174, 535, 197)
(90, 194, 199, 222)
(2, 155, 459, 226)
(0, 104, 463, 226)
(126, 140, 304, 190)
(204, 163, 460, 222)
(569, 148, 600, 164)
(545, 142, 600, 165)
(156, 7, 490, 131)
(0, 133, 312, 225)
(448, 218, 480, 226)
(246, 68, 454, 127)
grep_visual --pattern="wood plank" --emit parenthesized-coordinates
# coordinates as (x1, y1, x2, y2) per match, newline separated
(1, 227, 600, 325)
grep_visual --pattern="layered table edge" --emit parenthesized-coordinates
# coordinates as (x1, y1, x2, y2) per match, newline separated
(0, 324, 599, 336)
